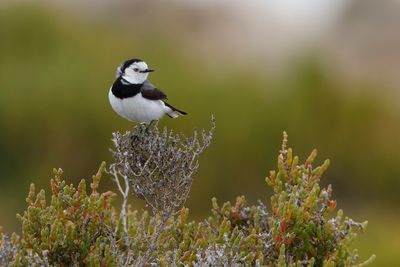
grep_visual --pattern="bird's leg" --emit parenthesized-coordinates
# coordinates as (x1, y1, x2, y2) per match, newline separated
(131, 122, 147, 144)
(130, 134, 138, 145)
(137, 122, 148, 135)
(131, 132, 139, 144)
(145, 120, 157, 133)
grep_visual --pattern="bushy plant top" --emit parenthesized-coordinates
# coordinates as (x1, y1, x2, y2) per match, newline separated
(0, 126, 374, 266)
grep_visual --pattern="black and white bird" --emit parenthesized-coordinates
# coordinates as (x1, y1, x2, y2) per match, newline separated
(109, 59, 187, 123)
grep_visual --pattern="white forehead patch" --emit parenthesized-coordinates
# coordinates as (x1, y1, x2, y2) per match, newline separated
(130, 61, 148, 70)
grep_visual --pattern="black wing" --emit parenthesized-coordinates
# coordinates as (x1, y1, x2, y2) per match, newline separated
(140, 80, 168, 100)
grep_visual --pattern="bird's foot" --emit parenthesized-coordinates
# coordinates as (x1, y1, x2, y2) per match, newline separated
(145, 120, 157, 133)
(130, 134, 139, 144)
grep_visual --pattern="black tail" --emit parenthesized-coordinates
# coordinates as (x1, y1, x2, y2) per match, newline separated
(164, 102, 187, 118)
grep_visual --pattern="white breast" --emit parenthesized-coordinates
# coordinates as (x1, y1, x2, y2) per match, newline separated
(109, 89, 167, 123)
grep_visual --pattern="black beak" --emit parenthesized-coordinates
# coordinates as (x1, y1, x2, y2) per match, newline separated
(140, 69, 154, 73)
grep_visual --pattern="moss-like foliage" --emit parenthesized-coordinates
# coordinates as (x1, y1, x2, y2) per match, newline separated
(0, 133, 374, 266)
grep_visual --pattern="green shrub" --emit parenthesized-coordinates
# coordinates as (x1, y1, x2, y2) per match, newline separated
(11, 164, 120, 266)
(0, 127, 374, 266)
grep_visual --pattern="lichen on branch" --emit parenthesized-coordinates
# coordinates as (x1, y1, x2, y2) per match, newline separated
(109, 116, 215, 218)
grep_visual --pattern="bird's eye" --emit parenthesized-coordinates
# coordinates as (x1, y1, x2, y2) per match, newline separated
(133, 68, 139, 72)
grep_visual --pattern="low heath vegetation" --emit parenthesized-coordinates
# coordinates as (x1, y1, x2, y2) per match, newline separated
(0, 118, 374, 266)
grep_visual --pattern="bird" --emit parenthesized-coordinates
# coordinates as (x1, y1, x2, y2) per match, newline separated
(109, 58, 187, 123)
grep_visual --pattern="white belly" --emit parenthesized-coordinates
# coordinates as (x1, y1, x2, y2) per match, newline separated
(109, 89, 166, 123)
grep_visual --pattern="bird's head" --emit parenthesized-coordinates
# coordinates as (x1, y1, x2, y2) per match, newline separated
(117, 59, 154, 84)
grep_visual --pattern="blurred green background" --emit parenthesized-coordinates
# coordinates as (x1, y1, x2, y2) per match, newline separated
(0, 1, 399, 265)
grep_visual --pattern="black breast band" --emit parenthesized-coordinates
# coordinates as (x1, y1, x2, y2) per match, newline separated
(111, 78, 142, 99)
